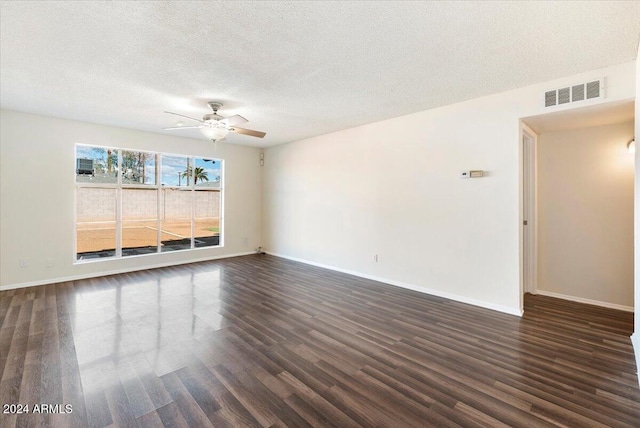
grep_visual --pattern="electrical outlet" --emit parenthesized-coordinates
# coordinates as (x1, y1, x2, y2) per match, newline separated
(46, 258, 55, 268)
(19, 259, 28, 268)
(373, 254, 378, 262)
(242, 237, 249, 248)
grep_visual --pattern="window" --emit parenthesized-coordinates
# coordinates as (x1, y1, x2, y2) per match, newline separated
(75, 145, 222, 261)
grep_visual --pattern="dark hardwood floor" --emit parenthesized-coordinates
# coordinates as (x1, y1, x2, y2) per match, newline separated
(1, 254, 638, 427)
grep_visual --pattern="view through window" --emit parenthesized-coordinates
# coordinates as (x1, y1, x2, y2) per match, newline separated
(75, 145, 222, 261)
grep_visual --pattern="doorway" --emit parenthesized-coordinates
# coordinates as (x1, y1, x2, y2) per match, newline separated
(521, 99, 635, 312)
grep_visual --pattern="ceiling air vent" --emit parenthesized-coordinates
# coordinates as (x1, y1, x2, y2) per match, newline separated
(558, 87, 570, 104)
(543, 78, 604, 108)
(571, 84, 584, 102)
(586, 80, 600, 99)
(544, 90, 557, 107)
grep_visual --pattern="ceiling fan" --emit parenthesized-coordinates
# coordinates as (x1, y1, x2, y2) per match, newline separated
(163, 102, 266, 142)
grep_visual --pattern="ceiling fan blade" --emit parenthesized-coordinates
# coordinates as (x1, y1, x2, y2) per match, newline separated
(164, 111, 203, 123)
(230, 127, 266, 138)
(163, 125, 202, 130)
(223, 114, 248, 126)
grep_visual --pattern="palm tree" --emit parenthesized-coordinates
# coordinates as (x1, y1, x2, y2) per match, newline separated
(193, 167, 209, 185)
(182, 166, 209, 185)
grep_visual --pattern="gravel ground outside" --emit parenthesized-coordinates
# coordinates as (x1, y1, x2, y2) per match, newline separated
(76, 219, 220, 253)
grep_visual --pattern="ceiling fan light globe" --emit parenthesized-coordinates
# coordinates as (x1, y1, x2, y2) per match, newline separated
(200, 126, 229, 141)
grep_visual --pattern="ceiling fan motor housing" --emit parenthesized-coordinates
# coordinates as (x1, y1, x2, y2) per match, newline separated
(203, 102, 225, 122)
(208, 102, 223, 111)
(202, 113, 225, 122)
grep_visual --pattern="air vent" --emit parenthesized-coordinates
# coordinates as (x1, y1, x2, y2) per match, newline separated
(558, 87, 570, 104)
(571, 84, 584, 102)
(586, 80, 600, 99)
(544, 91, 557, 107)
(543, 78, 604, 108)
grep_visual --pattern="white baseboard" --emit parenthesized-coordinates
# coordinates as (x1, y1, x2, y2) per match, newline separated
(267, 252, 522, 317)
(0, 251, 255, 291)
(534, 290, 634, 312)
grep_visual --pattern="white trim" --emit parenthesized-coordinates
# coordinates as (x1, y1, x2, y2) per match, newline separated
(535, 289, 634, 312)
(522, 126, 538, 295)
(116, 187, 122, 258)
(631, 333, 640, 389)
(520, 122, 537, 141)
(157, 154, 163, 252)
(267, 252, 522, 317)
(0, 251, 254, 292)
(218, 159, 225, 248)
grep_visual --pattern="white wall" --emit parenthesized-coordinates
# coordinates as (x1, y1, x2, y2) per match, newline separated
(0, 110, 263, 289)
(263, 61, 636, 316)
(536, 122, 634, 308)
(632, 43, 640, 376)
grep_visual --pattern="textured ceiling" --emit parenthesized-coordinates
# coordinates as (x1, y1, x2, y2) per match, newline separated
(1, 1, 639, 148)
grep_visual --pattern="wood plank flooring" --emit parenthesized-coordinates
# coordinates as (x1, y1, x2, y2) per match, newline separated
(1, 254, 638, 427)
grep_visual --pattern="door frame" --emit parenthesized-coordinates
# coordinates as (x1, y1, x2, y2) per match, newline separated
(521, 123, 538, 299)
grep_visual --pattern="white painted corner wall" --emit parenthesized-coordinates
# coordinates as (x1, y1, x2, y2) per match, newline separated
(536, 122, 635, 309)
(262, 60, 636, 316)
(0, 110, 263, 289)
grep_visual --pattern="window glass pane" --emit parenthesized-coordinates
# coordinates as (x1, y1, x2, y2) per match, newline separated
(122, 151, 156, 185)
(122, 188, 158, 256)
(161, 155, 192, 187)
(76, 146, 118, 184)
(161, 189, 192, 252)
(194, 189, 221, 248)
(76, 188, 116, 259)
(75, 149, 224, 262)
(193, 158, 221, 188)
